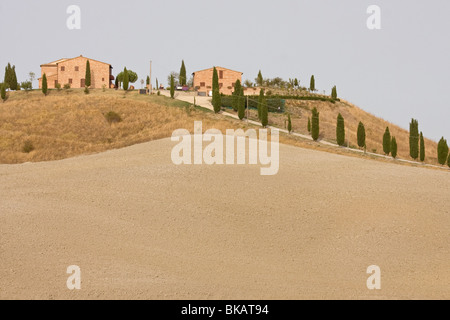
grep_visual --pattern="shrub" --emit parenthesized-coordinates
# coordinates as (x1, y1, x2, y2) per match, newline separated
(23, 140, 35, 153)
(391, 137, 398, 159)
(55, 83, 61, 91)
(420, 132, 425, 162)
(64, 83, 71, 90)
(42, 73, 48, 96)
(357, 122, 366, 149)
(409, 118, 419, 160)
(311, 107, 320, 141)
(336, 113, 345, 146)
(104, 111, 122, 124)
(287, 114, 292, 133)
(437, 137, 449, 165)
(1, 83, 6, 102)
(383, 127, 391, 155)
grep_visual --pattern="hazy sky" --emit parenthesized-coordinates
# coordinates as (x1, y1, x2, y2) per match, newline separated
(1, 0, 449, 141)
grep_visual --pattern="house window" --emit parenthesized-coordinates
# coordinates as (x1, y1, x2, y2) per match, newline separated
(232, 82, 235, 87)
(61, 66, 65, 72)
(219, 83, 223, 88)
(219, 70, 223, 79)
(75, 66, 79, 72)
(200, 82, 206, 87)
(102, 78, 105, 81)
(69, 79, 73, 84)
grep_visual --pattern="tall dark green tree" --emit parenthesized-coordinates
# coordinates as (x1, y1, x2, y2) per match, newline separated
(261, 96, 268, 128)
(146, 76, 150, 86)
(257, 88, 264, 120)
(331, 86, 337, 99)
(42, 73, 48, 96)
(309, 75, 315, 92)
(357, 122, 366, 149)
(307, 117, 311, 133)
(447, 152, 450, 168)
(85, 60, 91, 87)
(391, 137, 398, 159)
(170, 74, 175, 99)
(383, 127, 391, 155)
(123, 68, 129, 91)
(232, 79, 242, 111)
(336, 113, 345, 146)
(420, 132, 425, 162)
(256, 70, 263, 87)
(10, 65, 18, 90)
(1, 83, 6, 102)
(294, 78, 299, 88)
(4, 63, 12, 89)
(212, 67, 221, 113)
(311, 107, 320, 141)
(437, 137, 449, 165)
(409, 118, 419, 160)
(179, 60, 187, 86)
(287, 114, 292, 133)
(238, 87, 245, 120)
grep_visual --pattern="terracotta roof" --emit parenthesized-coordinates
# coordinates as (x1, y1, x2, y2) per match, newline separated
(192, 66, 243, 75)
(40, 55, 112, 67)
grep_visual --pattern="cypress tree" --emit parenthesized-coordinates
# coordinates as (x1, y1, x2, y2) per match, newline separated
(287, 114, 292, 133)
(1, 83, 6, 102)
(420, 132, 425, 162)
(383, 127, 391, 155)
(257, 70, 263, 87)
(331, 86, 337, 99)
(4, 63, 12, 89)
(42, 73, 48, 96)
(391, 137, 398, 159)
(357, 122, 366, 149)
(310, 75, 315, 92)
(238, 87, 245, 120)
(179, 60, 187, 86)
(232, 79, 242, 111)
(123, 68, 129, 91)
(307, 117, 311, 133)
(212, 67, 221, 113)
(336, 113, 345, 146)
(10, 65, 18, 90)
(261, 95, 268, 127)
(437, 137, 449, 165)
(170, 74, 175, 99)
(257, 88, 264, 120)
(85, 60, 91, 87)
(447, 152, 450, 168)
(294, 78, 299, 88)
(146, 76, 150, 86)
(114, 76, 119, 89)
(409, 118, 419, 160)
(311, 107, 320, 141)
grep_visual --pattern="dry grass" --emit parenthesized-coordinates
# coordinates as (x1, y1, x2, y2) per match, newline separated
(237, 97, 440, 165)
(0, 88, 444, 169)
(0, 89, 250, 164)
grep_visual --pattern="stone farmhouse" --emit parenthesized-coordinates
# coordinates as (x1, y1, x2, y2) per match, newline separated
(192, 66, 242, 96)
(39, 55, 113, 89)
